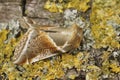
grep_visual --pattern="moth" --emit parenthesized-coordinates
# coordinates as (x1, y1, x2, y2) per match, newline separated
(13, 17, 83, 65)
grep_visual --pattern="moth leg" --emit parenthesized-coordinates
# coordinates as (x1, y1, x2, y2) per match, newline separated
(56, 47, 66, 53)
(26, 56, 29, 64)
(30, 51, 58, 63)
(62, 42, 70, 48)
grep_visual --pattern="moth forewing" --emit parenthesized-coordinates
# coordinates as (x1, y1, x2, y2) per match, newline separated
(13, 28, 38, 64)
(13, 27, 63, 64)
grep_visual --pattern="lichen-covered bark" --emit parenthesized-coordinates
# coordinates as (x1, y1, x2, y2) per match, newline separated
(0, 0, 120, 80)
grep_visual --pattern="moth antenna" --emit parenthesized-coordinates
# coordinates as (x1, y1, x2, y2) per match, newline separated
(23, 17, 32, 28)
(23, 17, 37, 28)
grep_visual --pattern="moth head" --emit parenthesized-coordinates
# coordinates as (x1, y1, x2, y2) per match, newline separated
(19, 17, 36, 29)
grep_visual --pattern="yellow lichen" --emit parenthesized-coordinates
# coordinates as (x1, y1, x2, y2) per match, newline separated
(66, 0, 90, 12)
(44, 0, 90, 12)
(110, 63, 120, 73)
(91, 24, 119, 48)
(90, 0, 120, 49)
(44, 0, 63, 13)
(61, 54, 75, 69)
(0, 29, 23, 79)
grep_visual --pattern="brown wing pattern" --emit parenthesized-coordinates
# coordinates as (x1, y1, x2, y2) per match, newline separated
(13, 29, 32, 61)
(13, 24, 83, 65)
(26, 30, 60, 62)
(13, 28, 60, 64)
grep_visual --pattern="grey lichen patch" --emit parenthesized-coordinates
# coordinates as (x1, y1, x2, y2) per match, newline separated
(83, 27, 95, 50)
(0, 20, 22, 44)
(63, 9, 85, 28)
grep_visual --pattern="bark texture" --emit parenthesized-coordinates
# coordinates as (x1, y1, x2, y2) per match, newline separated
(0, 0, 63, 26)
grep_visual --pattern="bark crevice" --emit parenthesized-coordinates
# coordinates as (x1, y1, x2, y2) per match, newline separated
(21, 0, 26, 16)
